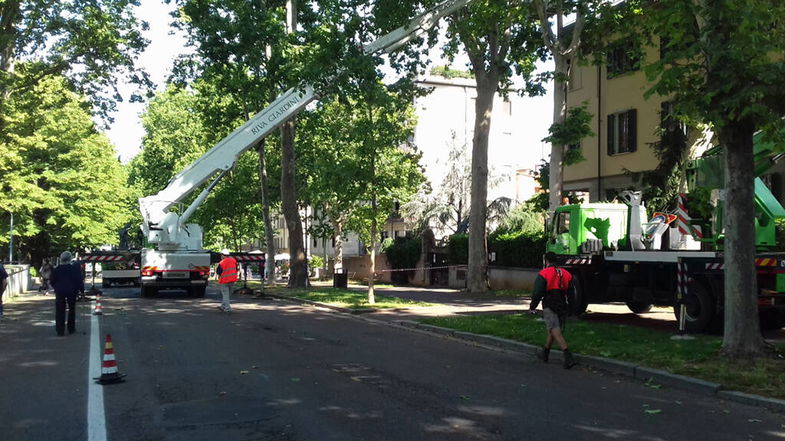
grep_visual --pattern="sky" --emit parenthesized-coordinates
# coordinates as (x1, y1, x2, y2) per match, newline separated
(106, 0, 188, 163)
(106, 0, 553, 170)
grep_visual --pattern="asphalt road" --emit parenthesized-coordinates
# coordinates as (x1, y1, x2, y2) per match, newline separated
(2, 284, 785, 441)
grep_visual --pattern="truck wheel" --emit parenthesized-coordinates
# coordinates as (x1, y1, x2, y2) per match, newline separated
(626, 301, 653, 314)
(141, 286, 157, 298)
(189, 286, 206, 298)
(569, 275, 589, 316)
(673, 281, 715, 332)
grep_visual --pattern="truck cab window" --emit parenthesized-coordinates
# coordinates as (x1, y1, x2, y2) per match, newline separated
(557, 212, 571, 235)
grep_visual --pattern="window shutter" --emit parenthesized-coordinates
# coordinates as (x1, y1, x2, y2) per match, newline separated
(607, 113, 616, 155)
(628, 109, 637, 152)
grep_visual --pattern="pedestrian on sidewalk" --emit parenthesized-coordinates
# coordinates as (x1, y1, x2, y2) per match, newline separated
(0, 263, 8, 321)
(216, 249, 238, 313)
(39, 258, 53, 295)
(529, 252, 577, 369)
(50, 251, 84, 336)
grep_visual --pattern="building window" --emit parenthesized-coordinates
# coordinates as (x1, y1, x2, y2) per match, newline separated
(607, 42, 641, 78)
(607, 109, 637, 155)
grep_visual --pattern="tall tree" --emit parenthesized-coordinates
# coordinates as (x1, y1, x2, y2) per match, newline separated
(534, 0, 585, 212)
(279, 0, 309, 288)
(298, 85, 424, 302)
(0, 70, 133, 265)
(128, 86, 207, 196)
(0, 0, 150, 122)
(442, 0, 546, 293)
(640, 0, 785, 358)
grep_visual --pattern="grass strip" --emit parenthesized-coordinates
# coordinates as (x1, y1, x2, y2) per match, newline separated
(421, 314, 785, 400)
(247, 282, 432, 309)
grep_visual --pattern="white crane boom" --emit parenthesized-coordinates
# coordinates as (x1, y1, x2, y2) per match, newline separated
(139, 0, 471, 251)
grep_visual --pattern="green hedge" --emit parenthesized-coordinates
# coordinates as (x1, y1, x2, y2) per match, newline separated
(447, 234, 469, 264)
(447, 232, 545, 268)
(489, 231, 546, 268)
(383, 236, 421, 269)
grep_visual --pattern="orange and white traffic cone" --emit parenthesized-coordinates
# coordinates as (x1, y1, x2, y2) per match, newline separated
(94, 334, 126, 384)
(93, 294, 103, 315)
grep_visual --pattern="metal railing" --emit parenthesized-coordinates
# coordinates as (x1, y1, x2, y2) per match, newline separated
(2, 264, 31, 301)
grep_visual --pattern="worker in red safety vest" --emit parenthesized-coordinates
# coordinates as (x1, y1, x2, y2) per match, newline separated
(529, 252, 577, 369)
(216, 249, 239, 313)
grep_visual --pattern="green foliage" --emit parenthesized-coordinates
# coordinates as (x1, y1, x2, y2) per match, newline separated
(447, 233, 469, 265)
(542, 103, 594, 165)
(261, 286, 432, 309)
(422, 314, 785, 400)
(494, 202, 546, 237)
(0, 0, 151, 121)
(684, 187, 713, 220)
(0, 71, 134, 263)
(309, 254, 324, 269)
(383, 236, 421, 270)
(306, 87, 424, 249)
(430, 65, 474, 79)
(776, 219, 785, 252)
(489, 231, 547, 268)
(128, 86, 207, 196)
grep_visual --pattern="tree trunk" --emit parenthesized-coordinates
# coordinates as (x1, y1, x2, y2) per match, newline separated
(466, 75, 495, 293)
(719, 122, 766, 358)
(256, 139, 276, 282)
(548, 55, 569, 211)
(280, 120, 307, 288)
(334, 219, 344, 271)
(368, 169, 377, 304)
(368, 213, 377, 304)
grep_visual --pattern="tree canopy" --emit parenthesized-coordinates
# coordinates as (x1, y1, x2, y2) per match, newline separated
(0, 0, 151, 121)
(0, 70, 133, 264)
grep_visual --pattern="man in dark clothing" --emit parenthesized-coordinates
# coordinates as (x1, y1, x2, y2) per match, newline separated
(50, 251, 84, 336)
(529, 252, 577, 369)
(0, 263, 8, 321)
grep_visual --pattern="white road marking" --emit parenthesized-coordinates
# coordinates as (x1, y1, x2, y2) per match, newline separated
(88, 305, 107, 441)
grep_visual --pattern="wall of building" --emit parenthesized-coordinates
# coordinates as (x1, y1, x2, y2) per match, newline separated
(565, 44, 669, 200)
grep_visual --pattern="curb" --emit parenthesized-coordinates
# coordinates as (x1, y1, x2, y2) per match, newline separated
(264, 293, 378, 315)
(267, 294, 785, 414)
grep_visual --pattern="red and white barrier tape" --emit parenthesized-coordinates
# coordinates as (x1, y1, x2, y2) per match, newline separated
(374, 264, 468, 273)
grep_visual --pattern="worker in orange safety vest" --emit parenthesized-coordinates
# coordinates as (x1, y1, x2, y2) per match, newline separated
(529, 252, 577, 369)
(216, 249, 238, 313)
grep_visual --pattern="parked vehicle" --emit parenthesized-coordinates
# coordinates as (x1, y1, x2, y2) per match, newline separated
(547, 133, 785, 332)
(100, 260, 140, 288)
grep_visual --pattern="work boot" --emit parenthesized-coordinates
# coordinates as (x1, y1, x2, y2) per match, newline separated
(563, 349, 577, 369)
(537, 347, 550, 363)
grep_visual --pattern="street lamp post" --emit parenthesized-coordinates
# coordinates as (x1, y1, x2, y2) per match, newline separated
(8, 211, 13, 263)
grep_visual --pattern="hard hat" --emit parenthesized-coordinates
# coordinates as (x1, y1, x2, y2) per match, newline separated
(60, 251, 73, 264)
(220, 248, 231, 255)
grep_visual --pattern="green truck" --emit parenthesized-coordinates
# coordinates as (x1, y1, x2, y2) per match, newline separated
(547, 133, 785, 332)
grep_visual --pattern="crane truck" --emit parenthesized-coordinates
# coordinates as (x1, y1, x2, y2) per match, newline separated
(548, 131, 785, 332)
(123, 0, 472, 297)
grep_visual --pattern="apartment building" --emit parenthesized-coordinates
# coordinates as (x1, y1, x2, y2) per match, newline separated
(564, 38, 785, 202)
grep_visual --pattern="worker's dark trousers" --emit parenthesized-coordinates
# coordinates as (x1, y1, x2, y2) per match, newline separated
(55, 294, 76, 336)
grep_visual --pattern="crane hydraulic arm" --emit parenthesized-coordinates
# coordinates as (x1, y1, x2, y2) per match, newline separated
(139, 0, 471, 251)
